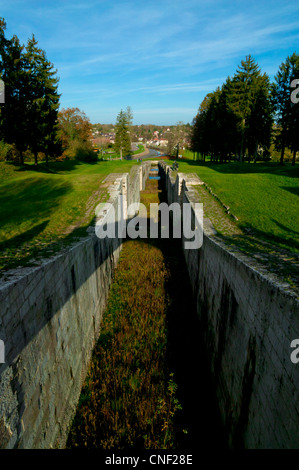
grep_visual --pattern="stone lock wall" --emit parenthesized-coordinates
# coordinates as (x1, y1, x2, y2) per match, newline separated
(0, 163, 151, 449)
(159, 161, 299, 449)
(1, 159, 297, 449)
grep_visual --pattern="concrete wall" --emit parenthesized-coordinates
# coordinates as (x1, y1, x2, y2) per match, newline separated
(0, 163, 151, 449)
(159, 162, 299, 449)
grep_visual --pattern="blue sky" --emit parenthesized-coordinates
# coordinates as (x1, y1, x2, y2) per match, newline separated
(1, 0, 298, 125)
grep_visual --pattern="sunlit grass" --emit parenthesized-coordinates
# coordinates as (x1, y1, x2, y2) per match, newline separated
(0, 159, 139, 271)
(164, 159, 299, 252)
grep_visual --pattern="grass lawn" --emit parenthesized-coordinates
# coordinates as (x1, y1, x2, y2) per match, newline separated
(0, 159, 139, 272)
(165, 158, 299, 253)
(1, 155, 298, 278)
(102, 144, 145, 159)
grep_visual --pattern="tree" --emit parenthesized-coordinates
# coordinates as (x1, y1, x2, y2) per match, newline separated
(271, 53, 299, 165)
(114, 109, 131, 159)
(166, 121, 186, 157)
(247, 73, 273, 163)
(57, 107, 95, 161)
(227, 55, 272, 161)
(24, 35, 60, 166)
(190, 93, 213, 160)
(204, 88, 224, 161)
(0, 19, 61, 166)
(58, 108, 92, 146)
(191, 86, 238, 163)
(290, 83, 299, 165)
(191, 56, 273, 164)
(0, 19, 28, 164)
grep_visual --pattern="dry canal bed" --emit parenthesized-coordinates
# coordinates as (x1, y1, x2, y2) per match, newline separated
(67, 172, 227, 450)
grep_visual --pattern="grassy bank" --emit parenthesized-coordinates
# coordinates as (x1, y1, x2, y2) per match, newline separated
(0, 159, 138, 272)
(165, 159, 299, 252)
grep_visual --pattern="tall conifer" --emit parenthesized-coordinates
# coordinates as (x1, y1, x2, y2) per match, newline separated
(114, 109, 131, 159)
(24, 35, 60, 166)
(0, 19, 28, 163)
(271, 53, 299, 165)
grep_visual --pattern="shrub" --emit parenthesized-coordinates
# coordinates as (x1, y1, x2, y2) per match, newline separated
(0, 140, 13, 161)
(63, 139, 98, 162)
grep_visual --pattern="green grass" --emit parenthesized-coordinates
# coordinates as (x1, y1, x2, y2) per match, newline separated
(164, 159, 299, 252)
(0, 159, 140, 272)
(181, 149, 194, 160)
(133, 144, 145, 155)
(101, 144, 145, 159)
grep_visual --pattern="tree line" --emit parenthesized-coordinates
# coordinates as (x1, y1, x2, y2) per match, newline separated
(0, 18, 61, 166)
(0, 19, 97, 166)
(190, 54, 299, 165)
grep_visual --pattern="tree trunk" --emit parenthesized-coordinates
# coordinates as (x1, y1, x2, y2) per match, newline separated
(279, 139, 285, 165)
(253, 142, 258, 164)
(240, 139, 244, 162)
(239, 127, 245, 162)
(292, 148, 297, 166)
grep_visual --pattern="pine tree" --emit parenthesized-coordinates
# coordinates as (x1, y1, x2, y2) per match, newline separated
(227, 55, 267, 161)
(0, 20, 60, 166)
(290, 82, 299, 165)
(247, 73, 273, 163)
(271, 53, 299, 165)
(0, 18, 28, 164)
(24, 35, 60, 166)
(114, 109, 131, 159)
(126, 105, 134, 142)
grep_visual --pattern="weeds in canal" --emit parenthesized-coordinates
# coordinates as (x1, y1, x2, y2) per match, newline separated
(143, 373, 184, 449)
(67, 179, 184, 449)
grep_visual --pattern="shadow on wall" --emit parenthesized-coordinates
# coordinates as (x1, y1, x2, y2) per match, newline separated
(0, 164, 153, 448)
(0, 166, 152, 370)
